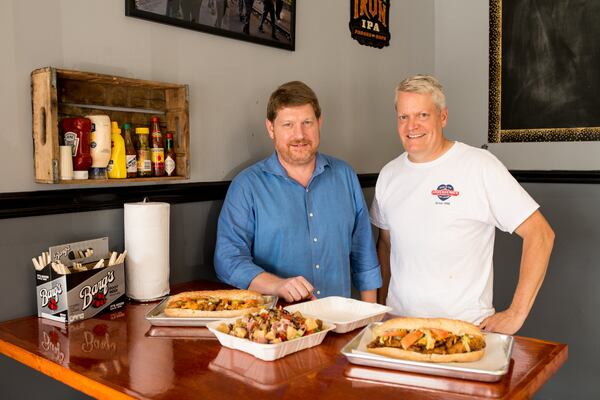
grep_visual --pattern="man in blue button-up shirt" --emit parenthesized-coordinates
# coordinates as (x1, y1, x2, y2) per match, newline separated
(214, 81, 382, 303)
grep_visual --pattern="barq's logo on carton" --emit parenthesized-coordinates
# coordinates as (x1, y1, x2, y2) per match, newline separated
(40, 284, 63, 309)
(80, 270, 115, 311)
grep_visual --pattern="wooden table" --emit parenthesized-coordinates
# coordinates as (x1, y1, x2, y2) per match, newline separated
(0, 280, 567, 400)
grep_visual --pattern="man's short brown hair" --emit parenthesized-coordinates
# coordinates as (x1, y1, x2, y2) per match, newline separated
(267, 81, 322, 122)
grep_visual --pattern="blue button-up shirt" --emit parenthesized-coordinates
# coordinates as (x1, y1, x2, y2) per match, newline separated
(214, 152, 381, 298)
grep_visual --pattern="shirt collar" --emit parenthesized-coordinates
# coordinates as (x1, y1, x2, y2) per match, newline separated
(261, 151, 330, 179)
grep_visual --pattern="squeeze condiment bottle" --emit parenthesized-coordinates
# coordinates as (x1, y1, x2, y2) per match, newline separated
(86, 114, 112, 179)
(60, 117, 92, 179)
(136, 127, 152, 177)
(108, 121, 127, 179)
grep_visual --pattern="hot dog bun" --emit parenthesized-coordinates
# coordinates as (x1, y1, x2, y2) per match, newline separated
(367, 317, 485, 363)
(368, 345, 485, 363)
(164, 289, 264, 318)
(372, 317, 483, 338)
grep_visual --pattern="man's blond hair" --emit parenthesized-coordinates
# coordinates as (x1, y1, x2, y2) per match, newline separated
(395, 74, 446, 111)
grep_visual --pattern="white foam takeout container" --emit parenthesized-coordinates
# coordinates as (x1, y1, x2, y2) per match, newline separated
(206, 316, 335, 361)
(284, 296, 392, 334)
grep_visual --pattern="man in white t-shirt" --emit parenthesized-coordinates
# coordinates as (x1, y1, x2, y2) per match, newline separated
(370, 75, 555, 334)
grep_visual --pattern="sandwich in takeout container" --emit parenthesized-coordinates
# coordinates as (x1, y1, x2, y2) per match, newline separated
(206, 307, 335, 361)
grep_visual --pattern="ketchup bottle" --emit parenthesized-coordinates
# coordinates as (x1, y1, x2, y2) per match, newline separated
(61, 117, 92, 179)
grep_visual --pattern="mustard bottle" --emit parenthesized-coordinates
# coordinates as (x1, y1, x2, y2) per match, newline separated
(108, 121, 127, 179)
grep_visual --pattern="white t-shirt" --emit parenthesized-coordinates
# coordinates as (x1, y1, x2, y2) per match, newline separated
(370, 142, 539, 323)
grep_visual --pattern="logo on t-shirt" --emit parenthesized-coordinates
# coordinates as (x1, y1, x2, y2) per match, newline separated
(431, 184, 460, 202)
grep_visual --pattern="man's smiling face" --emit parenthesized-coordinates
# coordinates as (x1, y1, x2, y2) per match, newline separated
(396, 91, 448, 163)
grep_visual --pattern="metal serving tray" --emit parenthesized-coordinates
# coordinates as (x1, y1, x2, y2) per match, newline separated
(145, 326, 217, 339)
(341, 323, 514, 382)
(145, 295, 278, 327)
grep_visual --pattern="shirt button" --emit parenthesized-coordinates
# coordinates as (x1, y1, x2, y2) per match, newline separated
(309, 212, 314, 217)
(306, 188, 310, 192)
(316, 291, 321, 295)
(313, 237, 318, 242)
(315, 264, 320, 269)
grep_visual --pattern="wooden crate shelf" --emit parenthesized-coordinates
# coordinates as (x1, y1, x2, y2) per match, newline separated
(32, 67, 190, 184)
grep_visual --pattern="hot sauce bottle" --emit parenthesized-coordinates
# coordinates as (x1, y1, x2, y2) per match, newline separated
(165, 132, 176, 177)
(150, 116, 165, 177)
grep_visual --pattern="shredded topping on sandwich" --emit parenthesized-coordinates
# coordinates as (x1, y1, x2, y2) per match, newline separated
(367, 327, 486, 355)
(216, 307, 323, 344)
(170, 297, 260, 311)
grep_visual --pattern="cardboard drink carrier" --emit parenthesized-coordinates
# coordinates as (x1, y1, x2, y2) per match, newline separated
(35, 237, 126, 323)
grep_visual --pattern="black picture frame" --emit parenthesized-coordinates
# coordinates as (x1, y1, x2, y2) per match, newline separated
(125, 0, 295, 51)
(489, 0, 600, 143)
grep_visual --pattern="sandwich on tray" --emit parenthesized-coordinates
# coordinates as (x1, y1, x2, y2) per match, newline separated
(367, 317, 486, 363)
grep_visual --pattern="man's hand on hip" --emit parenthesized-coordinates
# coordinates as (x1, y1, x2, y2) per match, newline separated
(479, 308, 527, 335)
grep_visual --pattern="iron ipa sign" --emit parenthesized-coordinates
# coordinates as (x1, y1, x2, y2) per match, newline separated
(349, 0, 390, 48)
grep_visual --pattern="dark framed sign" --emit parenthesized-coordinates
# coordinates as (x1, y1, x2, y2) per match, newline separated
(489, 0, 600, 143)
(125, 0, 295, 51)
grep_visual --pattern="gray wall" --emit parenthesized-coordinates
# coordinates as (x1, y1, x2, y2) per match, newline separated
(0, 1, 596, 399)
(1, 0, 434, 192)
(493, 183, 600, 400)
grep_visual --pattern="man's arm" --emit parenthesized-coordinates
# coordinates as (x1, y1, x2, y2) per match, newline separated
(214, 178, 269, 291)
(347, 172, 383, 299)
(249, 272, 316, 303)
(376, 229, 391, 305)
(360, 289, 377, 303)
(480, 210, 555, 334)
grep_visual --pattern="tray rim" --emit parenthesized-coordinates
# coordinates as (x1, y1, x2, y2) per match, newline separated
(340, 323, 514, 382)
(144, 294, 279, 327)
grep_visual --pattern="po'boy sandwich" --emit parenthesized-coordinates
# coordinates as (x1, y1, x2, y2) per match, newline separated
(164, 289, 264, 318)
(367, 317, 486, 363)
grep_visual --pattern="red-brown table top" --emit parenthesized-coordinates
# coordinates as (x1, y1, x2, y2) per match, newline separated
(0, 280, 567, 400)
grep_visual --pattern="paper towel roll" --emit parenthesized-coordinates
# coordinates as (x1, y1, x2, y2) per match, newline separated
(124, 202, 170, 301)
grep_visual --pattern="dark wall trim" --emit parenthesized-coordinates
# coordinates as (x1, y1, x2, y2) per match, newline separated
(0, 181, 230, 220)
(0, 171, 597, 219)
(510, 170, 600, 183)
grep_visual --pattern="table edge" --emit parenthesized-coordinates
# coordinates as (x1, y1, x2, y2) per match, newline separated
(0, 337, 136, 400)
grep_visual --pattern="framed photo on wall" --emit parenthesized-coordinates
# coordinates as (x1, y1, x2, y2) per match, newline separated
(489, 0, 600, 142)
(125, 0, 295, 51)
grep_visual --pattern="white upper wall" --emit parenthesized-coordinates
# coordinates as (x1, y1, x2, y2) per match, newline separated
(1, 0, 435, 192)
